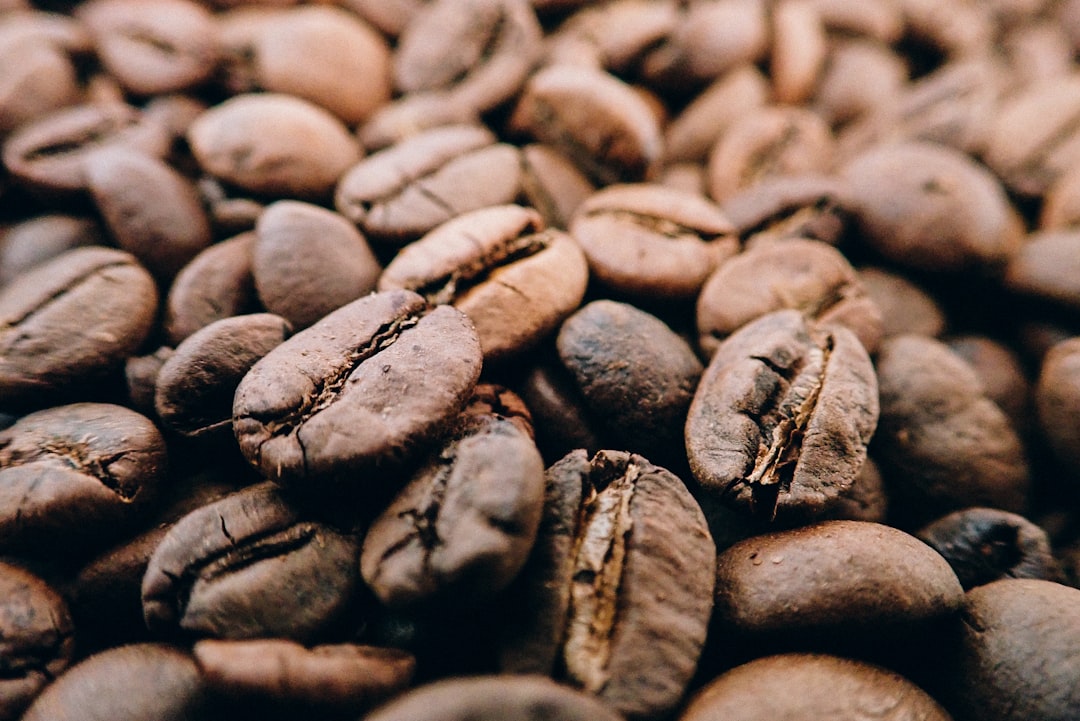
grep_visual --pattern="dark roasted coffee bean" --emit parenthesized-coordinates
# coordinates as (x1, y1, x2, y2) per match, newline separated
(519, 361, 603, 463)
(916, 508, 1061, 590)
(361, 408, 545, 608)
(556, 300, 703, 463)
(0, 561, 74, 721)
(366, 676, 625, 721)
(569, 183, 737, 300)
(1035, 337, 1080, 473)
(0, 247, 157, 406)
(857, 266, 946, 338)
(1004, 230, 1080, 311)
(232, 290, 482, 489)
(378, 205, 588, 362)
(696, 238, 883, 357)
(164, 232, 257, 346)
(155, 314, 291, 439)
(125, 346, 175, 417)
(20, 643, 220, 721)
(680, 653, 952, 721)
(253, 201, 381, 330)
(498, 449, 714, 719)
(0, 402, 167, 552)
(0, 214, 103, 286)
(142, 481, 361, 641)
(949, 579, 1080, 721)
(947, 335, 1031, 431)
(686, 310, 879, 522)
(824, 456, 888, 523)
(873, 335, 1031, 520)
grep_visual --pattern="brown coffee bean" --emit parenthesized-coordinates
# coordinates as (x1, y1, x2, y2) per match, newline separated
(823, 455, 888, 523)
(720, 173, 852, 245)
(569, 183, 738, 300)
(155, 314, 291, 439)
(696, 238, 883, 357)
(335, 124, 519, 245)
(193, 639, 414, 712)
(366, 676, 625, 721)
(947, 335, 1031, 432)
(76, 0, 220, 96)
(361, 409, 545, 608)
(253, 201, 381, 330)
(142, 481, 362, 641)
(873, 335, 1031, 519)
(2, 103, 171, 194)
(196, 176, 265, 235)
(1004, 230, 1080, 311)
(814, 39, 908, 127)
(519, 361, 603, 463)
(0, 402, 167, 552)
(770, 0, 827, 105)
(0, 247, 158, 406)
(857, 266, 946, 338)
(510, 64, 662, 184)
(85, 147, 212, 280)
(0, 214, 103, 286)
(357, 89, 481, 152)
(0, 10, 93, 54)
(842, 140, 1023, 272)
(378, 205, 588, 362)
(0, 561, 74, 721)
(232, 290, 482, 489)
(188, 93, 359, 200)
(0, 34, 79, 136)
(1003, 20, 1074, 87)
(663, 65, 769, 165)
(125, 346, 174, 417)
(680, 653, 952, 721)
(519, 144, 595, 230)
(949, 579, 1080, 721)
(164, 232, 258, 346)
(544, 0, 677, 71)
(686, 310, 879, 522)
(1036, 337, 1080, 473)
(341, 0, 427, 37)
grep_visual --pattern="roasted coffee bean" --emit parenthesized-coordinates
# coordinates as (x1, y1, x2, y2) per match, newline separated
(949, 579, 1080, 721)
(188, 93, 359, 200)
(814, 39, 908, 127)
(357, 89, 480, 152)
(336, 125, 521, 246)
(0, 561, 74, 721)
(947, 335, 1031, 431)
(680, 653, 953, 721)
(196, 176, 265, 235)
(378, 205, 588, 362)
(544, 0, 678, 71)
(0, 32, 79, 136)
(155, 314, 291, 439)
(713, 521, 964, 644)
(361, 409, 545, 608)
(916, 508, 1061, 590)
(556, 300, 703, 463)
(0, 247, 157, 406)
(233, 290, 482, 489)
(518, 144, 595, 230)
(686, 310, 879, 522)
(857, 266, 946, 338)
(365, 676, 625, 721)
(770, 0, 827, 105)
(85, 147, 213, 280)
(663, 66, 769, 165)
(142, 481, 361, 641)
(519, 361, 603, 463)
(569, 183, 737, 300)
(2, 102, 171, 194)
(0, 214, 103, 286)
(0, 402, 167, 552)
(1004, 230, 1080, 311)
(20, 643, 219, 721)
(1035, 337, 1080, 473)
(719, 173, 851, 245)
(193, 639, 415, 713)
(498, 449, 714, 720)
(125, 346, 174, 417)
(164, 232, 258, 346)
(873, 335, 1031, 520)
(824, 456, 888, 523)
(842, 140, 1024, 272)
(696, 238, 883, 357)
(253, 201, 381, 330)
(76, 0, 220, 96)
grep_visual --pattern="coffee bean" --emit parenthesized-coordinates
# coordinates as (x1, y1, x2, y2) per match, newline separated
(663, 65, 769, 165)
(0, 33, 79, 136)
(857, 266, 946, 339)
(125, 346, 174, 417)
(770, 0, 827, 105)
(686, 310, 879, 522)
(544, 0, 678, 71)
(233, 290, 482, 489)
(379, 204, 588, 362)
(0, 561, 74, 721)
(947, 334, 1031, 431)
(1035, 336, 1080, 472)
(164, 232, 257, 346)
(0, 247, 157, 406)
(519, 144, 595, 230)
(142, 481, 361, 641)
(1004, 230, 1080, 311)
(814, 39, 908, 127)
(0, 214, 103, 286)
(720, 173, 852, 245)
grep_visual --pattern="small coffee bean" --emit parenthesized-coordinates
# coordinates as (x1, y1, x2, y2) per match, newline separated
(814, 39, 908, 126)
(519, 360, 603, 463)
(232, 290, 482, 489)
(544, 0, 677, 71)
(770, 0, 827, 105)
(518, 144, 595, 230)
(164, 232, 258, 346)
(125, 346, 174, 417)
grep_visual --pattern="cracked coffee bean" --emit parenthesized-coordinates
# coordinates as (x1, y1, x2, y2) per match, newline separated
(378, 204, 588, 362)
(498, 449, 715, 720)
(0, 402, 166, 553)
(232, 289, 482, 489)
(686, 309, 879, 522)
(142, 481, 361, 641)
(0, 561, 74, 721)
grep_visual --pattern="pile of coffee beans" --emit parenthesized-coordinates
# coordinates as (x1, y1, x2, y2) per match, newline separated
(3, 0, 1080, 719)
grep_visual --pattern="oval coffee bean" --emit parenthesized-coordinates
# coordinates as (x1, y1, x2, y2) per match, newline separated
(378, 205, 588, 362)
(686, 310, 879, 522)
(233, 290, 482, 489)
(142, 482, 361, 641)
(1035, 336, 1080, 473)
(155, 314, 291, 439)
(857, 266, 946, 339)
(519, 144, 596, 230)
(0, 402, 167, 552)
(0, 561, 74, 721)
(0, 34, 80, 137)
(950, 579, 1080, 721)
(0, 214, 103, 286)
(680, 653, 952, 721)
(719, 173, 851, 246)
(164, 232, 257, 346)
(713, 520, 963, 641)
(0, 247, 158, 406)
(1004, 230, 1080, 311)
